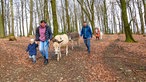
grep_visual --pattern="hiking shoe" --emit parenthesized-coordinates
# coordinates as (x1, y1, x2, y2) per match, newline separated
(33, 60, 36, 64)
(88, 51, 90, 55)
(44, 59, 49, 65)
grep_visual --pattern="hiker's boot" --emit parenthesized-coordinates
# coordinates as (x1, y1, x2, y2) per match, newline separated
(33, 60, 36, 64)
(43, 56, 46, 63)
(44, 59, 48, 65)
(88, 51, 90, 55)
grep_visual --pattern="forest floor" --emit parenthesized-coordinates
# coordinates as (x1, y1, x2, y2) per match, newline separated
(0, 34, 146, 82)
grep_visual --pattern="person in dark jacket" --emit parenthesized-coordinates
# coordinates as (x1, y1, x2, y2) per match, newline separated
(80, 21, 92, 54)
(35, 20, 52, 65)
(26, 39, 38, 63)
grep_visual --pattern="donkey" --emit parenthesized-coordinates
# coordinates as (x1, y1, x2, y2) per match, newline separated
(67, 32, 80, 50)
(52, 34, 69, 61)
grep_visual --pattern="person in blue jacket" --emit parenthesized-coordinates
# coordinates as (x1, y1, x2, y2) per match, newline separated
(80, 21, 92, 54)
(26, 39, 38, 63)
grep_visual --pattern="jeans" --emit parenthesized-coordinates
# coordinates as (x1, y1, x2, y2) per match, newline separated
(39, 40, 49, 59)
(29, 55, 36, 62)
(84, 38, 90, 53)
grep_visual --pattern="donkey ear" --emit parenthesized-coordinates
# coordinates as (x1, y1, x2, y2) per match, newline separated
(50, 37, 54, 41)
(52, 39, 58, 42)
(57, 40, 63, 44)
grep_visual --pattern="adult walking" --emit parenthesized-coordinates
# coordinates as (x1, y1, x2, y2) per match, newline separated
(80, 21, 92, 54)
(35, 20, 52, 65)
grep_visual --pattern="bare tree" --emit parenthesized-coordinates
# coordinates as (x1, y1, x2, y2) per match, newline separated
(77, 0, 95, 32)
(65, 0, 71, 32)
(28, 0, 34, 36)
(21, 0, 25, 36)
(0, 0, 5, 38)
(137, 0, 144, 34)
(73, 0, 78, 32)
(120, 0, 136, 42)
(61, 0, 66, 33)
(44, 0, 50, 25)
(9, 0, 17, 40)
(51, 0, 59, 35)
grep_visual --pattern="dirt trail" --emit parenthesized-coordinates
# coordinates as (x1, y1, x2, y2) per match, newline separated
(0, 35, 146, 82)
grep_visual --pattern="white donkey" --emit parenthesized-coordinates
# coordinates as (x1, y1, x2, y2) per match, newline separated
(52, 34, 69, 61)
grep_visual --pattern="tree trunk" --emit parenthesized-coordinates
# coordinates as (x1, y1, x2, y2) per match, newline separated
(0, 0, 5, 38)
(51, 0, 58, 36)
(61, 0, 66, 33)
(103, 0, 108, 34)
(19, 12, 22, 36)
(120, 0, 136, 42)
(10, 0, 14, 36)
(44, 0, 50, 25)
(77, 0, 95, 32)
(111, 2, 115, 34)
(137, 1, 144, 34)
(8, 0, 11, 35)
(28, 0, 33, 36)
(9, 0, 16, 41)
(73, 0, 78, 32)
(21, 0, 24, 36)
(142, 0, 146, 27)
(25, 0, 28, 35)
(65, 0, 70, 32)
(36, 0, 41, 23)
(81, 0, 84, 22)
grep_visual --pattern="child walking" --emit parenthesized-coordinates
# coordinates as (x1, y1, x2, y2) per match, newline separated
(26, 39, 38, 63)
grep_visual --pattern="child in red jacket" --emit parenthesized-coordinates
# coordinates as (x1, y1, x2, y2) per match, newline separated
(94, 28, 100, 40)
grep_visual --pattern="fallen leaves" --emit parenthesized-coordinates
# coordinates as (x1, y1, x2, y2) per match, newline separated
(0, 34, 146, 81)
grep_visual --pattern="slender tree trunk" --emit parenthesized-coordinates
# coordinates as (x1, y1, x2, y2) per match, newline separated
(51, 0, 58, 35)
(9, 0, 16, 40)
(103, 0, 108, 34)
(74, 0, 78, 32)
(21, 0, 24, 36)
(0, 0, 5, 38)
(36, 0, 41, 23)
(25, 0, 28, 35)
(44, 0, 50, 25)
(127, 3, 134, 33)
(18, 8, 22, 37)
(77, 0, 95, 32)
(10, 0, 14, 36)
(8, 9, 11, 35)
(39, 0, 44, 19)
(132, 1, 138, 34)
(137, 1, 144, 34)
(112, 2, 117, 33)
(61, 0, 66, 33)
(142, 0, 146, 27)
(28, 0, 33, 36)
(81, 0, 84, 22)
(7, 0, 11, 35)
(65, 0, 70, 32)
(91, 0, 95, 32)
(120, 0, 136, 42)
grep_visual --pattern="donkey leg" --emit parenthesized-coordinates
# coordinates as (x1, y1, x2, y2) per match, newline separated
(66, 45, 68, 56)
(71, 40, 74, 50)
(57, 54, 59, 61)
(59, 51, 62, 59)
